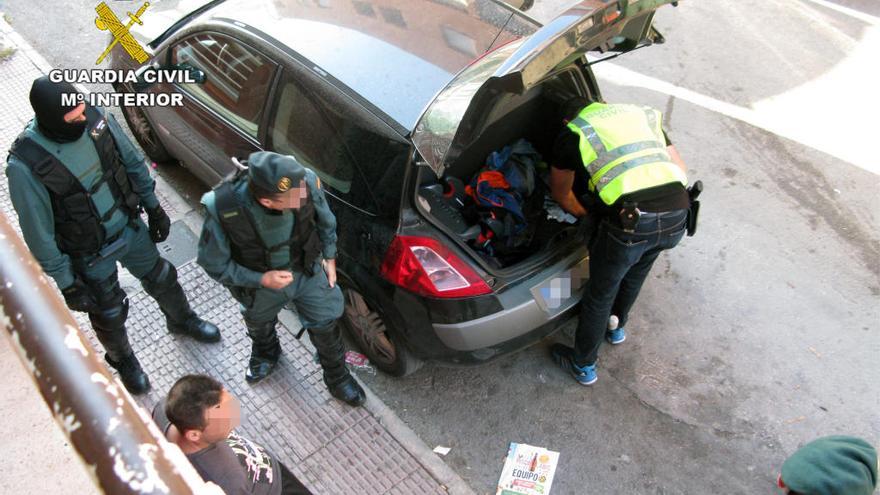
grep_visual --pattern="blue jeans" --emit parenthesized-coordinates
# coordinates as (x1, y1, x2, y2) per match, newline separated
(574, 209, 688, 366)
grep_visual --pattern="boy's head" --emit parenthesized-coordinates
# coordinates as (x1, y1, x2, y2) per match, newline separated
(778, 436, 878, 495)
(165, 375, 241, 445)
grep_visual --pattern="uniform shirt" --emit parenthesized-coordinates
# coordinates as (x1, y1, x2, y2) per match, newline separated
(152, 401, 282, 495)
(198, 168, 337, 288)
(553, 128, 689, 213)
(5, 109, 160, 289)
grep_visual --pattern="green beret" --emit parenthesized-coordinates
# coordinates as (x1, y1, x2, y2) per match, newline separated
(782, 436, 878, 495)
(248, 151, 306, 193)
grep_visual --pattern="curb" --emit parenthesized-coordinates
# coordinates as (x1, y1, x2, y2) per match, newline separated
(362, 384, 477, 495)
(0, 13, 475, 495)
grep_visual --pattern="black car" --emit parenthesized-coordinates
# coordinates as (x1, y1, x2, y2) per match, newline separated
(111, 0, 675, 375)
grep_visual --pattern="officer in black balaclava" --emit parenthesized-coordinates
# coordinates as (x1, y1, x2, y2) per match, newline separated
(29, 78, 88, 142)
(5, 76, 222, 394)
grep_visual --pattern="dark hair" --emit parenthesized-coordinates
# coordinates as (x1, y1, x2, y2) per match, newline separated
(165, 374, 223, 433)
(560, 96, 590, 123)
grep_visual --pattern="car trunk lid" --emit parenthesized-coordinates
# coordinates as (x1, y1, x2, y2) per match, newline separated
(412, 0, 675, 177)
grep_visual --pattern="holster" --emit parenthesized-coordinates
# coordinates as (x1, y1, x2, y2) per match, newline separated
(618, 202, 641, 233)
(686, 200, 700, 237)
(686, 180, 703, 237)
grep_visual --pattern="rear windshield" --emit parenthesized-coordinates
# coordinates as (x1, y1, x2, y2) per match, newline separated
(412, 38, 525, 173)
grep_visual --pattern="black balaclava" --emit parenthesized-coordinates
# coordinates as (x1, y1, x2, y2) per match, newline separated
(29, 76, 87, 143)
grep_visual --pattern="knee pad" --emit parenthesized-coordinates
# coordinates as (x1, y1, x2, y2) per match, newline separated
(142, 258, 177, 292)
(90, 273, 127, 308)
(89, 297, 130, 331)
(308, 320, 338, 335)
(307, 322, 343, 351)
(244, 318, 279, 346)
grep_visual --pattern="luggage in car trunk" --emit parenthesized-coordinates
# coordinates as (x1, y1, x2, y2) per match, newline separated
(415, 72, 586, 269)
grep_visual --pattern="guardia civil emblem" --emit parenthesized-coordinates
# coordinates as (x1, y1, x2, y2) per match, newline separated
(277, 176, 292, 192)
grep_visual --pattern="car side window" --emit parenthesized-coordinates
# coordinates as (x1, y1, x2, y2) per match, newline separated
(268, 76, 357, 194)
(171, 33, 276, 138)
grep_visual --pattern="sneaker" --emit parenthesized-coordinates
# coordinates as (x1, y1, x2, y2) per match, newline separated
(605, 315, 626, 345)
(606, 327, 626, 345)
(550, 344, 597, 386)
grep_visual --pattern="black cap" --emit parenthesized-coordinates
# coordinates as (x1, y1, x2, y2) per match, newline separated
(247, 151, 306, 193)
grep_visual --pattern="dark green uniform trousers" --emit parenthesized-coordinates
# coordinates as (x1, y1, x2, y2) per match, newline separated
(230, 262, 344, 328)
(71, 219, 211, 393)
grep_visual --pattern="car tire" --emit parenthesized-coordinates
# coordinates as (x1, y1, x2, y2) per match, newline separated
(340, 286, 422, 377)
(114, 84, 175, 164)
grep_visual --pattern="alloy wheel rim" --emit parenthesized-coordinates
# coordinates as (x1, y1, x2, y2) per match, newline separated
(343, 289, 396, 366)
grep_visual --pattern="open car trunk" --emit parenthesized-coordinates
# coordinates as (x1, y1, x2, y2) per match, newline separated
(411, 0, 675, 272)
(415, 69, 587, 270)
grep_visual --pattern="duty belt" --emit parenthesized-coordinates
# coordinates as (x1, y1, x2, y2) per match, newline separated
(610, 206, 688, 233)
(82, 219, 139, 267)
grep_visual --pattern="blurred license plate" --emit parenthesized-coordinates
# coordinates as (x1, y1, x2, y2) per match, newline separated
(531, 259, 589, 313)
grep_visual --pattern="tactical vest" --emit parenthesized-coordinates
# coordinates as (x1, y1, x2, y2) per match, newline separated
(8, 107, 142, 256)
(567, 103, 688, 206)
(214, 174, 322, 274)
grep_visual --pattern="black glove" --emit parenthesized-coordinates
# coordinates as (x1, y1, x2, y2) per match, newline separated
(61, 277, 97, 313)
(146, 205, 171, 243)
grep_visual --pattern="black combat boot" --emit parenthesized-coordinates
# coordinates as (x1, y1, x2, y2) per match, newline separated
(89, 293, 151, 395)
(245, 318, 282, 383)
(104, 352, 151, 395)
(308, 322, 366, 407)
(142, 258, 221, 343)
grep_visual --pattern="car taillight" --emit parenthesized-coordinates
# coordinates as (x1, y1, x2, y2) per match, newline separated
(380, 235, 492, 298)
(603, 7, 620, 24)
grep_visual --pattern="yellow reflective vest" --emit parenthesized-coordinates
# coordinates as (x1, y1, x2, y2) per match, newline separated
(566, 102, 687, 205)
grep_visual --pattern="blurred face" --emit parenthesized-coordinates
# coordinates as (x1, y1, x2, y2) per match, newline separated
(258, 180, 308, 210)
(63, 103, 87, 124)
(187, 389, 241, 445)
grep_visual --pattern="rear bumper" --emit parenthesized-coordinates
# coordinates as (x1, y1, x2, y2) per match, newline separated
(432, 250, 588, 352)
(369, 247, 588, 365)
(432, 285, 581, 351)
(427, 303, 579, 365)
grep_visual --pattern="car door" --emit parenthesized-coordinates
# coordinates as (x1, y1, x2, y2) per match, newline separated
(264, 63, 413, 267)
(145, 31, 277, 185)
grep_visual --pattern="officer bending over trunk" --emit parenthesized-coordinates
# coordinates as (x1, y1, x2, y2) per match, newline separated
(6, 77, 221, 394)
(197, 151, 365, 407)
(548, 97, 690, 386)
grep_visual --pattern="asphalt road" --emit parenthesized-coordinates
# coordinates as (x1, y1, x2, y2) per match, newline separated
(1, 1, 878, 494)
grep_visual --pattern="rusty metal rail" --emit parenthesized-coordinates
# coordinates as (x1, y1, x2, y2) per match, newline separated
(0, 211, 207, 494)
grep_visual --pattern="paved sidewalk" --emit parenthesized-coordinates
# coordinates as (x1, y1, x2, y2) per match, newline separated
(0, 17, 472, 495)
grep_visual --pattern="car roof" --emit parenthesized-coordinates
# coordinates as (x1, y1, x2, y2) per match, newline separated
(202, 0, 539, 131)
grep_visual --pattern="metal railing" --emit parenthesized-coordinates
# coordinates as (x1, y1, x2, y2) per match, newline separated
(0, 211, 207, 494)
